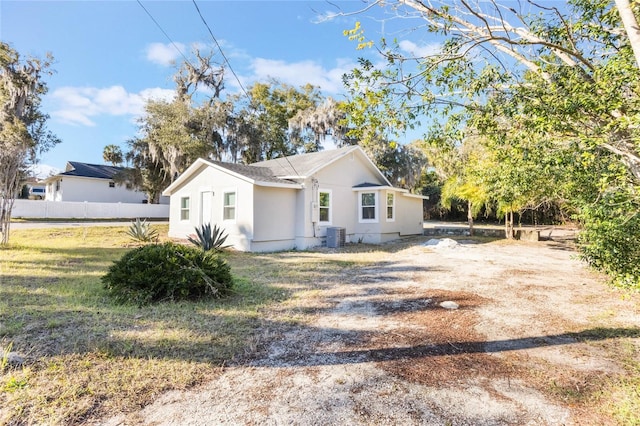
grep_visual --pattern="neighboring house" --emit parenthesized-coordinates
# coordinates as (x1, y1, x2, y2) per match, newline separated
(44, 161, 149, 203)
(163, 146, 427, 252)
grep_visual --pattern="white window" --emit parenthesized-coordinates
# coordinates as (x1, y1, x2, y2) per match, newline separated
(223, 191, 236, 221)
(180, 197, 190, 221)
(109, 181, 115, 188)
(386, 192, 395, 221)
(319, 190, 331, 224)
(359, 192, 377, 223)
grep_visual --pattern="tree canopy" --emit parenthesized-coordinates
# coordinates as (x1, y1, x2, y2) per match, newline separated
(341, 0, 640, 288)
(0, 42, 59, 244)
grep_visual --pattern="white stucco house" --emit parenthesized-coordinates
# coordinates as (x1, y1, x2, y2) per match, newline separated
(44, 161, 149, 203)
(163, 146, 427, 252)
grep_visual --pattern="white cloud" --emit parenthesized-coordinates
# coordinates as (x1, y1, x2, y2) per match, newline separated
(146, 42, 185, 66)
(399, 40, 441, 57)
(246, 57, 356, 94)
(50, 85, 175, 126)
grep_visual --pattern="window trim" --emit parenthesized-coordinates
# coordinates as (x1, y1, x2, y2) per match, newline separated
(180, 196, 190, 221)
(318, 189, 332, 225)
(358, 191, 378, 223)
(386, 192, 395, 222)
(222, 189, 237, 222)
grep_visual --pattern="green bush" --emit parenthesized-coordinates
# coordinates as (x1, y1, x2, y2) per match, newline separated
(102, 242, 233, 305)
(578, 193, 640, 291)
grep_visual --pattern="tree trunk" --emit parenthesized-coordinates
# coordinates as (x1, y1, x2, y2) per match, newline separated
(615, 0, 640, 69)
(0, 153, 22, 245)
(467, 200, 474, 236)
(505, 209, 514, 239)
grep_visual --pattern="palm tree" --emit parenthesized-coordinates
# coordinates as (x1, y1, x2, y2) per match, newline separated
(103, 144, 123, 166)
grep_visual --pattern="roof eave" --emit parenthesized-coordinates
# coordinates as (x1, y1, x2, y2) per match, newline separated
(352, 185, 404, 191)
(402, 193, 429, 200)
(255, 181, 303, 189)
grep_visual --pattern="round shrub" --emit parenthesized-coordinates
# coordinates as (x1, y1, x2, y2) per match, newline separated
(102, 242, 233, 305)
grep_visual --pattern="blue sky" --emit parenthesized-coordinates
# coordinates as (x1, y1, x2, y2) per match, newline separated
(2, 0, 440, 177)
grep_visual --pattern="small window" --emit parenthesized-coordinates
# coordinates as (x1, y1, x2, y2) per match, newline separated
(319, 190, 331, 223)
(360, 192, 377, 222)
(180, 197, 190, 221)
(223, 191, 236, 221)
(55, 180, 60, 191)
(109, 181, 115, 188)
(386, 193, 395, 221)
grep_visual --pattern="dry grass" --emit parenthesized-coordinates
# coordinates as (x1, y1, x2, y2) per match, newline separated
(1, 229, 638, 425)
(0, 225, 286, 425)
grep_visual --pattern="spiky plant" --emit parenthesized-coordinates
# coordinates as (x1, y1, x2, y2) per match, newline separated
(187, 223, 231, 252)
(126, 218, 159, 243)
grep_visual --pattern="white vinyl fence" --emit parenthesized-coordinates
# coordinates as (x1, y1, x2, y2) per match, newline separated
(11, 200, 169, 219)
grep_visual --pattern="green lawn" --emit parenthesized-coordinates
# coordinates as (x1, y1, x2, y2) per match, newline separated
(0, 225, 290, 425)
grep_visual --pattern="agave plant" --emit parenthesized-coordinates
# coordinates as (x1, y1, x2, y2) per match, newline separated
(126, 218, 159, 243)
(188, 223, 231, 252)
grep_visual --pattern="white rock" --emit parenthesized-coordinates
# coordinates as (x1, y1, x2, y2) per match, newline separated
(424, 238, 459, 249)
(440, 301, 459, 310)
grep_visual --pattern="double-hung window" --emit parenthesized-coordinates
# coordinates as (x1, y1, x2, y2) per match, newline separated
(359, 192, 377, 222)
(223, 191, 236, 221)
(386, 192, 395, 221)
(319, 190, 331, 224)
(180, 197, 190, 221)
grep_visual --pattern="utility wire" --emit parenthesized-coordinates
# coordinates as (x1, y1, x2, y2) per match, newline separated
(192, 0, 249, 99)
(191, 0, 300, 177)
(136, 0, 194, 68)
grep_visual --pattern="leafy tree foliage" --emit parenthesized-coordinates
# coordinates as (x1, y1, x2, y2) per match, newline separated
(342, 0, 640, 288)
(0, 42, 59, 244)
(228, 81, 338, 163)
(102, 144, 123, 166)
(116, 53, 349, 199)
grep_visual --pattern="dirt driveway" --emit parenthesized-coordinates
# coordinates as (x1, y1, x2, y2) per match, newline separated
(104, 232, 639, 425)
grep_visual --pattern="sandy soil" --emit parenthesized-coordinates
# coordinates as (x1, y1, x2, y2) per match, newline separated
(103, 231, 639, 425)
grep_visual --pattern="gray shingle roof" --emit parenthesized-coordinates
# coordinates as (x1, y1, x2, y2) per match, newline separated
(61, 162, 127, 179)
(251, 145, 357, 177)
(209, 161, 299, 185)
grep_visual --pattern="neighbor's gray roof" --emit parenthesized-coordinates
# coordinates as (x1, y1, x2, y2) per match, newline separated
(209, 161, 299, 185)
(251, 145, 358, 177)
(60, 162, 127, 179)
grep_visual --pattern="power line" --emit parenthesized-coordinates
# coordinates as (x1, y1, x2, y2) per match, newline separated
(191, 0, 249, 99)
(136, 0, 193, 68)
(190, 0, 300, 177)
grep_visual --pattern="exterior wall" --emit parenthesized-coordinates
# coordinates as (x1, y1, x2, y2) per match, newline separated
(397, 194, 426, 236)
(252, 186, 297, 248)
(310, 151, 383, 244)
(11, 199, 169, 219)
(167, 165, 255, 251)
(45, 176, 147, 203)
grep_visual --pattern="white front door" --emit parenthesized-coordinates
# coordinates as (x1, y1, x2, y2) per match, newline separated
(200, 191, 213, 225)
